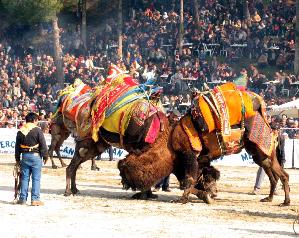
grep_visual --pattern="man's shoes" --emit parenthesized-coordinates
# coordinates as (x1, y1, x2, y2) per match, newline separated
(16, 200, 26, 205)
(153, 187, 160, 192)
(162, 188, 171, 192)
(31, 200, 44, 206)
(250, 188, 260, 195)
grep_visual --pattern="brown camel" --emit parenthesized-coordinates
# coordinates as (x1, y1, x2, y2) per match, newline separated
(48, 112, 100, 170)
(47, 78, 100, 170)
(118, 84, 290, 205)
(64, 106, 166, 197)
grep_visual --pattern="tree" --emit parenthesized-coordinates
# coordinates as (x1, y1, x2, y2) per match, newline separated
(179, 0, 184, 55)
(117, 0, 123, 59)
(3, 0, 62, 24)
(3, 0, 65, 86)
(81, 0, 87, 51)
(295, 0, 299, 74)
(52, 16, 64, 87)
(192, 0, 200, 31)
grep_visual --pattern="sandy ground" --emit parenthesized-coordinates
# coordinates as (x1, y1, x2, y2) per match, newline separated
(0, 156, 299, 238)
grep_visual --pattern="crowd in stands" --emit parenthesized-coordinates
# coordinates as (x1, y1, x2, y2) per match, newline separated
(0, 0, 298, 134)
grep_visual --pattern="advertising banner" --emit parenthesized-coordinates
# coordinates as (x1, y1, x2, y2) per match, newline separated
(0, 129, 128, 159)
(0, 129, 297, 167)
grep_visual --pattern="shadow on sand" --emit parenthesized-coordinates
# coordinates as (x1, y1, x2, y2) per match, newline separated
(230, 228, 296, 237)
(0, 185, 183, 204)
(217, 207, 297, 221)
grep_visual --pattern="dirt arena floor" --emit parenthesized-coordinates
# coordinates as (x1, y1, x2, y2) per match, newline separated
(0, 156, 298, 238)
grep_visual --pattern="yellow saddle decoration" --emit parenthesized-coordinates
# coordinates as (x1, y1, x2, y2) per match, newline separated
(181, 116, 202, 152)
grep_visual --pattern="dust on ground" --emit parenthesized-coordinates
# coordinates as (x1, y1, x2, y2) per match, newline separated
(0, 157, 298, 238)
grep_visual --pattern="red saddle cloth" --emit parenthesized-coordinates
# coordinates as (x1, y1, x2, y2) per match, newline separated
(61, 84, 91, 122)
(91, 65, 139, 142)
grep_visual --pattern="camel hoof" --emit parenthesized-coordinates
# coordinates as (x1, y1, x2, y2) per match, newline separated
(52, 165, 58, 169)
(64, 191, 72, 196)
(171, 197, 189, 204)
(132, 192, 145, 200)
(203, 194, 213, 204)
(131, 192, 158, 200)
(61, 163, 67, 168)
(71, 188, 80, 195)
(279, 201, 290, 207)
(91, 166, 100, 171)
(260, 196, 273, 202)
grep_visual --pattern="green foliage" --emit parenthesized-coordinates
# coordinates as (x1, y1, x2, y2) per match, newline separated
(2, 0, 63, 24)
(62, 0, 78, 11)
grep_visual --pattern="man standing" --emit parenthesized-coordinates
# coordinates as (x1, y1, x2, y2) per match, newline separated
(15, 112, 48, 206)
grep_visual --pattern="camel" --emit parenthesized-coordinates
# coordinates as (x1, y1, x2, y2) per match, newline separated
(47, 79, 100, 170)
(48, 112, 99, 170)
(62, 64, 166, 196)
(118, 83, 290, 205)
(64, 106, 166, 197)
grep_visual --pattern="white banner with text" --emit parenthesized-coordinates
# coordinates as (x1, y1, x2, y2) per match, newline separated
(0, 128, 297, 167)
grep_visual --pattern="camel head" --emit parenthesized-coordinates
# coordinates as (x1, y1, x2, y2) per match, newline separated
(195, 166, 220, 198)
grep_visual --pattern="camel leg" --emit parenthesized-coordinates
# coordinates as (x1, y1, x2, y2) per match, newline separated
(48, 140, 58, 169)
(132, 189, 158, 200)
(252, 152, 290, 205)
(57, 131, 70, 168)
(65, 154, 84, 196)
(176, 185, 193, 204)
(189, 187, 213, 204)
(71, 158, 89, 195)
(176, 152, 199, 204)
(55, 146, 67, 167)
(91, 157, 100, 171)
(269, 152, 290, 206)
(65, 139, 108, 196)
(245, 136, 290, 205)
(259, 160, 277, 203)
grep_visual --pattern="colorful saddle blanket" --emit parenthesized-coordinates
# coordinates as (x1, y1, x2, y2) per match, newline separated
(57, 65, 163, 143)
(190, 82, 273, 156)
(101, 99, 161, 143)
(192, 83, 256, 134)
(91, 65, 162, 142)
(64, 91, 95, 138)
(91, 71, 139, 142)
(57, 79, 91, 117)
(248, 113, 275, 157)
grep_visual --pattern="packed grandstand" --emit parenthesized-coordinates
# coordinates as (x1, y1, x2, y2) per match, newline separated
(0, 0, 297, 139)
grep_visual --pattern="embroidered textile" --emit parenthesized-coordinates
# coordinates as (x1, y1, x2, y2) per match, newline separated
(248, 113, 274, 157)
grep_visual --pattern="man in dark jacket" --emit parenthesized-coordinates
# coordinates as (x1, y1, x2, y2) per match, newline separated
(15, 112, 48, 206)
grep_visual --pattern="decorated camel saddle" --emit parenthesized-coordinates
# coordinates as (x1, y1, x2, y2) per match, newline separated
(184, 82, 274, 157)
(91, 65, 163, 144)
(57, 65, 163, 144)
(56, 79, 91, 117)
